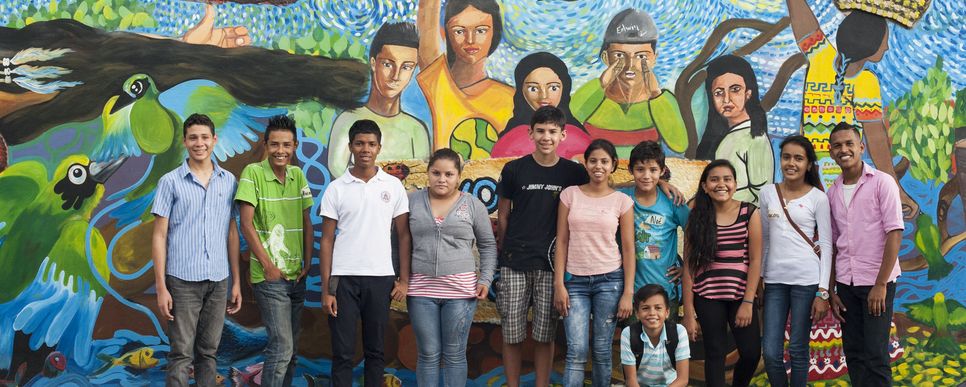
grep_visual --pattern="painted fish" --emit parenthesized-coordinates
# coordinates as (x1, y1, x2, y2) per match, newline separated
(43, 352, 66, 377)
(188, 366, 226, 385)
(383, 373, 402, 387)
(229, 362, 263, 386)
(93, 347, 159, 375)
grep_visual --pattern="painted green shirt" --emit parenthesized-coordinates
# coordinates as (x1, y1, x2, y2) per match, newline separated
(328, 106, 430, 178)
(570, 80, 688, 156)
(715, 120, 774, 205)
(235, 160, 314, 283)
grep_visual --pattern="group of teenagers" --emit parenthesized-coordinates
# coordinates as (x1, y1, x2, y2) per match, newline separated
(151, 102, 902, 387)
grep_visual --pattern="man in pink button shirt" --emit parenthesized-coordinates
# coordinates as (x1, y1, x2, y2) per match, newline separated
(826, 122, 903, 387)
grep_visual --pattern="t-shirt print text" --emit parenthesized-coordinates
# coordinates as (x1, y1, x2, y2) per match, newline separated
(521, 184, 563, 192)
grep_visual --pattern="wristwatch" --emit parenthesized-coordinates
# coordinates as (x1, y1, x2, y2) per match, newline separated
(816, 290, 830, 300)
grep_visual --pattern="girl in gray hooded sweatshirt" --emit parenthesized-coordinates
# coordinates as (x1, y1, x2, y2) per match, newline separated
(406, 148, 497, 386)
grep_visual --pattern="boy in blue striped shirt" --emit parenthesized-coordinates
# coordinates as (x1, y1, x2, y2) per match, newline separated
(151, 113, 242, 387)
(620, 284, 690, 387)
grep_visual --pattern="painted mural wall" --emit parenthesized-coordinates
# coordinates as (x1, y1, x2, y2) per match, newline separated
(0, 0, 963, 385)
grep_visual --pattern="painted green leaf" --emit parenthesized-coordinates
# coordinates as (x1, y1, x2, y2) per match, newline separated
(332, 35, 348, 55)
(296, 34, 316, 51)
(119, 13, 132, 30)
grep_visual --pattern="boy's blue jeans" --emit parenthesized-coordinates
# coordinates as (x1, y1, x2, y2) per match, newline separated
(252, 278, 305, 387)
(562, 269, 624, 387)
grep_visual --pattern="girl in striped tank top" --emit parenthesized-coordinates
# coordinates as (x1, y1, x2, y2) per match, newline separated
(682, 159, 763, 387)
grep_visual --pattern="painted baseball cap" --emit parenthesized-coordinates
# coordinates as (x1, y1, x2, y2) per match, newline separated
(602, 8, 659, 47)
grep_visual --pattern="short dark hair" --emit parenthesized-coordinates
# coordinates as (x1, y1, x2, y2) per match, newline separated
(830, 121, 862, 140)
(634, 284, 669, 309)
(369, 22, 419, 60)
(182, 113, 215, 137)
(429, 148, 463, 172)
(584, 138, 619, 173)
(529, 105, 566, 130)
(263, 115, 297, 143)
(629, 140, 666, 170)
(348, 119, 382, 144)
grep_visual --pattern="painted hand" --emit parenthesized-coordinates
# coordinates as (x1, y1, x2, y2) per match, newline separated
(182, 4, 252, 48)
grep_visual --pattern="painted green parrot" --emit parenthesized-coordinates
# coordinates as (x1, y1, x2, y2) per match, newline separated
(904, 292, 966, 355)
(0, 155, 124, 301)
(92, 75, 281, 226)
(93, 73, 184, 225)
(0, 155, 124, 369)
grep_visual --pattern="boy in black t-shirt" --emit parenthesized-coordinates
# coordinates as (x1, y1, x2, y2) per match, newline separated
(496, 106, 589, 387)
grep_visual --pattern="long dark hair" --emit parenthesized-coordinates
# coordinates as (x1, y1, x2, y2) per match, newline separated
(503, 52, 584, 133)
(685, 159, 737, 274)
(0, 19, 368, 145)
(833, 11, 887, 105)
(695, 54, 767, 160)
(444, 0, 503, 68)
(779, 135, 824, 191)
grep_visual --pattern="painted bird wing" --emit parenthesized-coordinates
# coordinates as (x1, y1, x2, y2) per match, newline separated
(185, 84, 285, 161)
(947, 299, 966, 329)
(905, 301, 936, 325)
(47, 219, 109, 295)
(0, 160, 47, 243)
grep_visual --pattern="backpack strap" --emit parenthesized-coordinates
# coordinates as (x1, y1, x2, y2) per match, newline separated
(665, 323, 678, 365)
(630, 322, 645, 368)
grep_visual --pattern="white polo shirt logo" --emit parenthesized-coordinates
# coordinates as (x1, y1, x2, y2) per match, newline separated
(381, 191, 391, 203)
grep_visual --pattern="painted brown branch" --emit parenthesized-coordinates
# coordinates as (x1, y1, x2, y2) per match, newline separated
(762, 53, 806, 111)
(675, 17, 792, 158)
(894, 157, 909, 178)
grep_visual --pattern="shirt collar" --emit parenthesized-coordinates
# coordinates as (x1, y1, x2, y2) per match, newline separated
(340, 166, 392, 184)
(833, 162, 875, 187)
(260, 159, 295, 182)
(638, 324, 668, 349)
(179, 158, 225, 178)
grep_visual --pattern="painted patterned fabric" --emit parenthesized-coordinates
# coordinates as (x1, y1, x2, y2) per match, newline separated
(799, 29, 884, 157)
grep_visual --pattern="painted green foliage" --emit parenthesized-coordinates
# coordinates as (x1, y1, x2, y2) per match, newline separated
(889, 56, 956, 185)
(6, 0, 156, 30)
(955, 88, 966, 129)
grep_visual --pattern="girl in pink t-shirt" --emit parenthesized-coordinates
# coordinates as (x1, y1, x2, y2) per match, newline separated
(553, 139, 635, 387)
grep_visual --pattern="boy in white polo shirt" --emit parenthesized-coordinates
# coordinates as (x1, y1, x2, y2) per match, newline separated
(319, 119, 411, 387)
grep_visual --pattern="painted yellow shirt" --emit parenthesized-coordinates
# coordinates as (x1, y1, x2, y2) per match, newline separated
(416, 56, 514, 160)
(800, 29, 884, 157)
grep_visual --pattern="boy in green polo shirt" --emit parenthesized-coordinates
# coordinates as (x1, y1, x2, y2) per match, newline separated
(235, 115, 314, 387)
